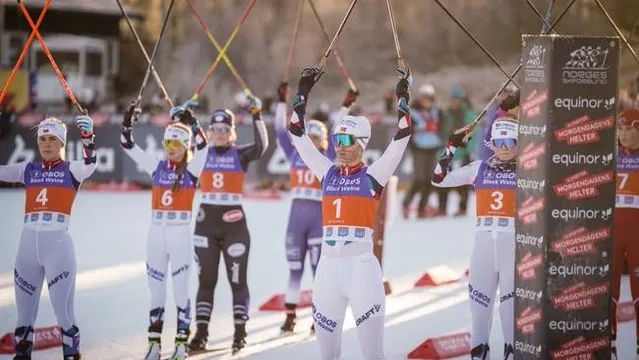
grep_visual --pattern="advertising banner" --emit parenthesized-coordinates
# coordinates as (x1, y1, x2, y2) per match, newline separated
(515, 35, 619, 359)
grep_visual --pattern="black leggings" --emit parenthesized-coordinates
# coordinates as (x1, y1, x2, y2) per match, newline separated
(193, 204, 250, 334)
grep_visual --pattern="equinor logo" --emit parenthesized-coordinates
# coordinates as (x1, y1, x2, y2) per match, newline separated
(554, 97, 615, 111)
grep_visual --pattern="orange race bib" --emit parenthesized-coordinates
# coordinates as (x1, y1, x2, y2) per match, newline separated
(475, 188, 516, 217)
(23, 161, 78, 216)
(151, 187, 196, 212)
(322, 195, 377, 228)
(200, 171, 245, 194)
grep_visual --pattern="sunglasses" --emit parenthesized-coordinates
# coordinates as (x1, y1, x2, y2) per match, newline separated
(162, 139, 184, 150)
(492, 138, 517, 149)
(333, 134, 357, 148)
(209, 125, 231, 134)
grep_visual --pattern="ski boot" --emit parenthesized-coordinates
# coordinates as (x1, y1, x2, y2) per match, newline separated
(232, 324, 247, 354)
(13, 326, 34, 360)
(62, 326, 81, 360)
(144, 332, 161, 360)
(280, 304, 297, 334)
(170, 330, 189, 360)
(504, 343, 514, 360)
(187, 324, 208, 351)
(471, 343, 489, 360)
(611, 335, 617, 360)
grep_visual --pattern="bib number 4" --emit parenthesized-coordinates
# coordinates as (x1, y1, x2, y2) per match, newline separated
(36, 188, 49, 206)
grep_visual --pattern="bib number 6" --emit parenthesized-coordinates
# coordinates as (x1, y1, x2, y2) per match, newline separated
(490, 191, 504, 211)
(161, 190, 173, 206)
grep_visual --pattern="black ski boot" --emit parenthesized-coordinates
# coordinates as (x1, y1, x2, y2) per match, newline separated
(471, 343, 489, 360)
(504, 343, 514, 360)
(188, 324, 208, 351)
(232, 324, 247, 354)
(280, 304, 297, 334)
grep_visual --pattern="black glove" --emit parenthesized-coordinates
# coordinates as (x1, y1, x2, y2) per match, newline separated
(178, 109, 196, 126)
(448, 129, 470, 148)
(298, 67, 324, 97)
(277, 82, 289, 103)
(500, 88, 520, 111)
(396, 68, 412, 119)
(342, 88, 359, 108)
(123, 102, 141, 128)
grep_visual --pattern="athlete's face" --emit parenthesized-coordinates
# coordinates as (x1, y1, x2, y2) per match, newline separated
(166, 146, 187, 162)
(208, 124, 232, 147)
(618, 125, 639, 149)
(335, 142, 363, 166)
(38, 135, 63, 161)
(493, 138, 518, 162)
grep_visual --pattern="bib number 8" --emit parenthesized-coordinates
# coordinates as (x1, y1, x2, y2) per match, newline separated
(212, 172, 224, 189)
(296, 169, 315, 185)
(36, 188, 49, 206)
(490, 191, 504, 211)
(161, 190, 173, 206)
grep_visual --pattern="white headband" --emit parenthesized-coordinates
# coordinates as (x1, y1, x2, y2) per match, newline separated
(37, 119, 67, 144)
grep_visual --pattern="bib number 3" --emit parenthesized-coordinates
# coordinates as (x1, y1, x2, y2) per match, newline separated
(490, 191, 504, 211)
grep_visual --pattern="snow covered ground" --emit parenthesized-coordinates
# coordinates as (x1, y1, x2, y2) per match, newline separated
(0, 190, 635, 359)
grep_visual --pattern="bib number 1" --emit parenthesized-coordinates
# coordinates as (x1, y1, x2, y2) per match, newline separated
(332, 198, 342, 219)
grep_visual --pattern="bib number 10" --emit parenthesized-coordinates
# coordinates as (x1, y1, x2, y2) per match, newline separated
(296, 169, 315, 185)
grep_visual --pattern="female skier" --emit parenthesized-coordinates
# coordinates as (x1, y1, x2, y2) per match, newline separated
(120, 103, 208, 360)
(274, 81, 359, 334)
(287, 66, 412, 359)
(612, 109, 639, 359)
(188, 95, 269, 353)
(432, 117, 519, 360)
(0, 115, 97, 360)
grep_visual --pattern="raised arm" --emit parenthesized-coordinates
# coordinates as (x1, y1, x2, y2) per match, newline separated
(120, 104, 160, 176)
(69, 115, 98, 183)
(237, 95, 269, 170)
(0, 162, 27, 183)
(274, 82, 295, 158)
(367, 69, 413, 186)
(288, 68, 334, 181)
(184, 112, 209, 177)
(432, 129, 482, 188)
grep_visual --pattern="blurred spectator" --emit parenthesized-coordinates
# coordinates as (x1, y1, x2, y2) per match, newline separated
(402, 83, 446, 219)
(444, 87, 477, 216)
(311, 102, 330, 124)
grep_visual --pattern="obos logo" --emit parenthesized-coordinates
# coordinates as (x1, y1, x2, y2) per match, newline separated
(549, 319, 609, 333)
(515, 341, 542, 357)
(548, 263, 609, 278)
(551, 207, 612, 221)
